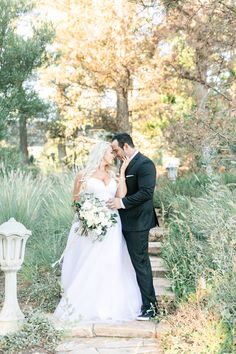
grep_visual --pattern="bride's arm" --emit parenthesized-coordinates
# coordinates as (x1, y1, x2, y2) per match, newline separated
(115, 157, 130, 198)
(72, 171, 84, 201)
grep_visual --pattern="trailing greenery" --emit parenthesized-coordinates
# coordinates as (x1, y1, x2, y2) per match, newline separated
(0, 310, 62, 354)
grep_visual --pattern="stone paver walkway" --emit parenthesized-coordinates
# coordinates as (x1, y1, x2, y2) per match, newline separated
(56, 337, 161, 354)
(51, 318, 167, 354)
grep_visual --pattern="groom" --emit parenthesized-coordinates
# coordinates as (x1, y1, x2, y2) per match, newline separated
(107, 133, 159, 320)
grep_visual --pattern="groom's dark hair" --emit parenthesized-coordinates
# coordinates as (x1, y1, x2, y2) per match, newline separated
(112, 133, 135, 148)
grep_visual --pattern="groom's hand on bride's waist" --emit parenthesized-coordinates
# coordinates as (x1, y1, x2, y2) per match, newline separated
(107, 198, 125, 210)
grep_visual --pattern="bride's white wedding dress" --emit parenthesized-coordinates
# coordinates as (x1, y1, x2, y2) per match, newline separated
(54, 177, 142, 323)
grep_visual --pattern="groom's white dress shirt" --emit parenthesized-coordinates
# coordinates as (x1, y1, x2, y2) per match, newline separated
(120, 150, 139, 209)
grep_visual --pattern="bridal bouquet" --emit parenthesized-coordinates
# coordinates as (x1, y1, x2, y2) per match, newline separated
(72, 193, 118, 242)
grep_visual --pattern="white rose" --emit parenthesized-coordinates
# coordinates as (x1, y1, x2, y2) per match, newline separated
(98, 212, 106, 220)
(95, 226, 102, 235)
(102, 219, 110, 227)
(83, 201, 93, 210)
(94, 216, 102, 224)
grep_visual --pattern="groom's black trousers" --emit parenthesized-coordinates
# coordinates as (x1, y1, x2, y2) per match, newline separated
(122, 229, 156, 310)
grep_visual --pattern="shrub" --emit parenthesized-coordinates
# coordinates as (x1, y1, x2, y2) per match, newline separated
(0, 146, 20, 173)
(154, 173, 210, 217)
(0, 170, 75, 311)
(209, 271, 236, 332)
(162, 182, 236, 292)
(161, 220, 210, 299)
(154, 172, 236, 218)
(0, 146, 40, 177)
(160, 298, 230, 354)
(0, 170, 48, 228)
(161, 179, 236, 350)
(21, 173, 74, 311)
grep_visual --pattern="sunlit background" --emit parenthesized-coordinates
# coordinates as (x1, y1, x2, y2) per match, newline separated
(1, 0, 236, 173)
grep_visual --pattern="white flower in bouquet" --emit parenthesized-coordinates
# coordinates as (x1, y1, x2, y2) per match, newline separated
(72, 193, 118, 242)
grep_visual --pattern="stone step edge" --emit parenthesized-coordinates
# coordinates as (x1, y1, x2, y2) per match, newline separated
(148, 242, 162, 255)
(156, 290, 174, 298)
(56, 337, 162, 354)
(154, 279, 175, 298)
(152, 271, 167, 278)
(49, 316, 170, 340)
(149, 227, 168, 236)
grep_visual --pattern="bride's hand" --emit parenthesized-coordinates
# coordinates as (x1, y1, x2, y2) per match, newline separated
(120, 156, 130, 175)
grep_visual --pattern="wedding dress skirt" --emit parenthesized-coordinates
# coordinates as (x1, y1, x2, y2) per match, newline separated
(54, 178, 142, 323)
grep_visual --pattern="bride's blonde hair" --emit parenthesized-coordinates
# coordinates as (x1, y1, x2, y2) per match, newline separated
(80, 141, 113, 189)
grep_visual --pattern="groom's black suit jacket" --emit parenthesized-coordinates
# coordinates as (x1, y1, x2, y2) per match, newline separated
(119, 152, 158, 232)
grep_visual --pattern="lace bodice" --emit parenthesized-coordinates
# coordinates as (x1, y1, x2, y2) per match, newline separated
(85, 177, 117, 200)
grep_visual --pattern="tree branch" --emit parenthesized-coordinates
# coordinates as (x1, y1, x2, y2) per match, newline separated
(167, 63, 232, 101)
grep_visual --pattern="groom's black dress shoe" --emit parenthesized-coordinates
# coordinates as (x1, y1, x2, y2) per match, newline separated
(136, 306, 159, 321)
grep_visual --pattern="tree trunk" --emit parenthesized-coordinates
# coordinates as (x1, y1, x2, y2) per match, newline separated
(58, 139, 67, 165)
(116, 87, 130, 132)
(19, 114, 29, 165)
(115, 69, 131, 133)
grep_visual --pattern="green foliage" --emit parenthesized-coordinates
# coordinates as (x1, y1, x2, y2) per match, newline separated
(0, 170, 47, 228)
(154, 173, 210, 216)
(0, 310, 62, 354)
(161, 176, 236, 349)
(0, 0, 54, 166)
(160, 299, 231, 354)
(209, 272, 236, 331)
(0, 146, 21, 172)
(0, 0, 31, 138)
(0, 146, 40, 176)
(162, 221, 208, 299)
(0, 0, 53, 116)
(155, 172, 236, 217)
(23, 173, 74, 311)
(0, 170, 74, 311)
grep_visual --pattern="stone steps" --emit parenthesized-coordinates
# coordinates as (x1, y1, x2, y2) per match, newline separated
(153, 278, 174, 298)
(51, 308, 168, 353)
(51, 316, 167, 340)
(56, 336, 161, 354)
(153, 277, 171, 289)
(148, 242, 162, 256)
(149, 227, 168, 242)
(52, 318, 169, 353)
(150, 256, 167, 278)
(148, 227, 174, 300)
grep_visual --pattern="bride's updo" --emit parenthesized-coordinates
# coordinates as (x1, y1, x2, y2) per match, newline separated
(80, 141, 114, 188)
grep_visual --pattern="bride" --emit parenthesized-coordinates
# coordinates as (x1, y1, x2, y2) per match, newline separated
(54, 141, 142, 322)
